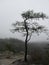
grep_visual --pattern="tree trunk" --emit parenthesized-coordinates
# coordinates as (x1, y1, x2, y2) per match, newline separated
(24, 33, 28, 62)
(24, 19, 28, 62)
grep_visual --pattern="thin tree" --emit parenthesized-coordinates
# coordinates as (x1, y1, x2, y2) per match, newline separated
(11, 10, 48, 62)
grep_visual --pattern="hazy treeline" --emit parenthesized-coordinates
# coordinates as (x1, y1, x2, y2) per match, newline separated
(0, 38, 49, 53)
(0, 38, 25, 53)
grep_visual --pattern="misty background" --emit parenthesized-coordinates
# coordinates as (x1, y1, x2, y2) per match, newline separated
(0, 0, 49, 42)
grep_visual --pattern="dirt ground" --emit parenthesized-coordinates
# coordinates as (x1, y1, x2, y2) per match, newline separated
(0, 54, 24, 65)
(0, 58, 17, 65)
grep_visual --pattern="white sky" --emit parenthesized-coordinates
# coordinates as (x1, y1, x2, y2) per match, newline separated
(0, 0, 49, 42)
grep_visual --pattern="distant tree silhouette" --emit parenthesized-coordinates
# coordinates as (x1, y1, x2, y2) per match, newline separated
(11, 10, 48, 62)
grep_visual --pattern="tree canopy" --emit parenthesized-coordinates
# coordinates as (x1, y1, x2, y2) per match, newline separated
(12, 10, 48, 41)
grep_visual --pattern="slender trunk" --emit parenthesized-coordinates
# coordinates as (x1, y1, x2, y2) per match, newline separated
(24, 32, 28, 62)
(24, 19, 28, 62)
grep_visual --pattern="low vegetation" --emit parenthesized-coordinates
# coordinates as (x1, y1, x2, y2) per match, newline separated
(0, 38, 49, 65)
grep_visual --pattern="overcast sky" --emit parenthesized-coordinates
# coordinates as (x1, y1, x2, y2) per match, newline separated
(0, 0, 49, 42)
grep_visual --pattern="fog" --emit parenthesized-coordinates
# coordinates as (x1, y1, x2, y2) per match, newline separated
(0, 0, 49, 42)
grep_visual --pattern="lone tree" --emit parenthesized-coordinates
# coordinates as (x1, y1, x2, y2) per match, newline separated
(11, 10, 48, 62)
